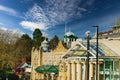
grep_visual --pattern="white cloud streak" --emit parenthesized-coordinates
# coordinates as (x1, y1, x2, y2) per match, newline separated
(20, 0, 95, 36)
(86, 0, 95, 5)
(0, 5, 18, 16)
(78, 7, 87, 12)
(0, 26, 7, 31)
(20, 21, 48, 31)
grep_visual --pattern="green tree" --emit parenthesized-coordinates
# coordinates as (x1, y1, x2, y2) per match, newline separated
(49, 35, 59, 50)
(33, 28, 44, 47)
(0, 40, 17, 70)
(14, 34, 33, 61)
(0, 40, 6, 70)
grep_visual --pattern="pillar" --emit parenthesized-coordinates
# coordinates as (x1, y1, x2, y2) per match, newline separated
(89, 62, 94, 80)
(82, 62, 86, 80)
(67, 62, 71, 80)
(93, 61, 102, 80)
(98, 62, 102, 80)
(71, 61, 76, 80)
(76, 61, 82, 80)
(48, 74, 51, 80)
(51, 73, 54, 80)
(46, 74, 48, 80)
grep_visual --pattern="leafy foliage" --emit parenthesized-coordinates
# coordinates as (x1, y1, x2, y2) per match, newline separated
(33, 28, 44, 47)
(14, 34, 33, 61)
(49, 35, 59, 50)
(0, 28, 60, 71)
(0, 40, 18, 70)
(0, 34, 33, 70)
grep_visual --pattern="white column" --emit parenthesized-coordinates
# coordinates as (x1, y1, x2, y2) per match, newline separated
(67, 38, 69, 42)
(76, 61, 82, 80)
(46, 74, 48, 80)
(89, 62, 94, 80)
(51, 73, 54, 80)
(98, 62, 102, 80)
(82, 62, 86, 80)
(93, 62, 102, 80)
(67, 62, 71, 80)
(71, 61, 76, 80)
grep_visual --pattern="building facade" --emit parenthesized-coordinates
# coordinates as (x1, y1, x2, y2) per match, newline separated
(31, 27, 120, 80)
(31, 41, 67, 80)
(59, 39, 120, 80)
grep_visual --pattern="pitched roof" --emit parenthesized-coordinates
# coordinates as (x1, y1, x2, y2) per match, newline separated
(98, 39, 120, 56)
(53, 40, 67, 52)
(62, 39, 120, 59)
(17, 62, 31, 68)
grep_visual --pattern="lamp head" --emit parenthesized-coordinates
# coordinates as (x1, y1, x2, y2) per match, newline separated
(85, 31, 90, 36)
(93, 25, 98, 28)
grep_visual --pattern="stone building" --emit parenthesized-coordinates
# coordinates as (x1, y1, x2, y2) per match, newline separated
(31, 27, 120, 80)
(31, 46, 43, 80)
(31, 40, 67, 80)
(59, 39, 120, 80)
(31, 38, 120, 80)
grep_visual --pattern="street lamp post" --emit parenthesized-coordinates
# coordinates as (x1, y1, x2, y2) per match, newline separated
(85, 31, 90, 80)
(93, 26, 99, 80)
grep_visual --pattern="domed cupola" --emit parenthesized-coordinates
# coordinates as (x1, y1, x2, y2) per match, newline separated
(64, 30, 77, 48)
(41, 38, 49, 52)
(65, 31, 75, 36)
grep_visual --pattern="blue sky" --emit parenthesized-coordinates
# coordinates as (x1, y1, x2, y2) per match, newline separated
(0, 0, 120, 39)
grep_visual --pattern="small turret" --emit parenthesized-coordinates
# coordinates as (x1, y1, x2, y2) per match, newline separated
(31, 46, 43, 80)
(41, 38, 49, 52)
(64, 31, 77, 48)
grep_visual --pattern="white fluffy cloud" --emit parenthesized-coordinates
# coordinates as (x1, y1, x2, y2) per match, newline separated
(20, 21, 48, 31)
(0, 5, 18, 16)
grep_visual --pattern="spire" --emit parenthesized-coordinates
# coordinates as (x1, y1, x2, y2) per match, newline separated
(45, 37, 47, 41)
(65, 22, 67, 34)
(44, 36, 48, 42)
